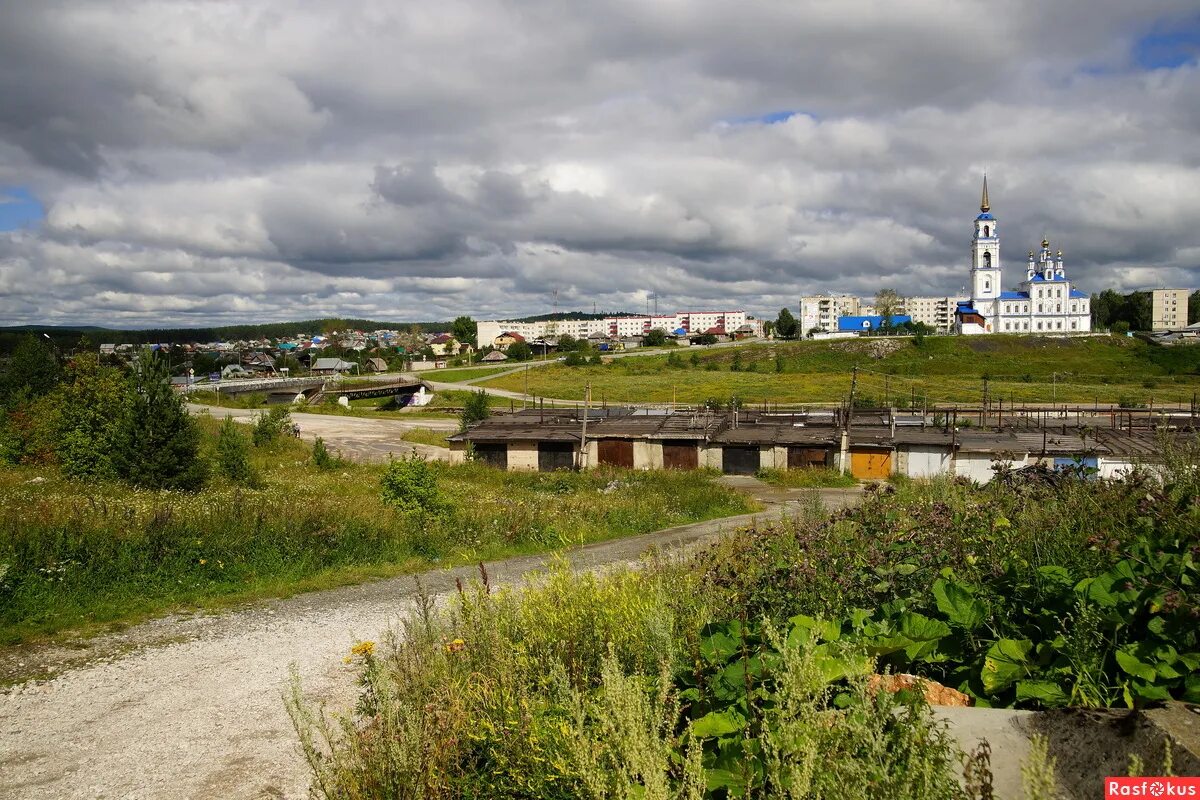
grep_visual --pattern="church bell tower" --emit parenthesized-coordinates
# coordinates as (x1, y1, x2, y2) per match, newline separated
(970, 175, 1001, 310)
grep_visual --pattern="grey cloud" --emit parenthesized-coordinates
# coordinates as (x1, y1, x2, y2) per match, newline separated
(0, 0, 1198, 326)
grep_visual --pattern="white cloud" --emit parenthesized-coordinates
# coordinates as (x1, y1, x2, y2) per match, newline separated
(0, 0, 1197, 326)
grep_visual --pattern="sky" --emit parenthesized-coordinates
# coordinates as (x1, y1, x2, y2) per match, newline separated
(0, 1, 1198, 328)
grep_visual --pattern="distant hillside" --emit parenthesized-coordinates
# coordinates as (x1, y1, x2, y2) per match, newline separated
(509, 311, 636, 322)
(0, 318, 452, 353)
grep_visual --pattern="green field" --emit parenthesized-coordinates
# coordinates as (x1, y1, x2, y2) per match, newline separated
(0, 417, 754, 645)
(475, 335, 1200, 407)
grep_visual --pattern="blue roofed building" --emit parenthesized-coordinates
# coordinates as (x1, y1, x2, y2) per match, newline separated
(837, 314, 913, 332)
(955, 176, 1091, 335)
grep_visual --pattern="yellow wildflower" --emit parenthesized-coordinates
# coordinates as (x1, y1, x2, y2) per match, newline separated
(350, 640, 376, 659)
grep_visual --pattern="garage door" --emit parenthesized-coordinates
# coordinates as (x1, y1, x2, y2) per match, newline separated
(662, 440, 699, 470)
(538, 442, 576, 472)
(473, 443, 507, 470)
(787, 447, 829, 469)
(597, 439, 634, 468)
(850, 449, 892, 479)
(722, 446, 760, 475)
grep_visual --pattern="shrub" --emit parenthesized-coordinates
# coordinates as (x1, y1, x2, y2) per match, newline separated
(252, 406, 292, 447)
(312, 436, 342, 471)
(380, 455, 446, 516)
(459, 389, 490, 429)
(215, 417, 257, 486)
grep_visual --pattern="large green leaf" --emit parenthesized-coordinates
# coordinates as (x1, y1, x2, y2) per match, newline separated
(699, 630, 740, 665)
(981, 639, 1032, 695)
(1016, 680, 1069, 707)
(691, 710, 745, 739)
(897, 612, 951, 642)
(932, 579, 987, 629)
(1115, 649, 1157, 683)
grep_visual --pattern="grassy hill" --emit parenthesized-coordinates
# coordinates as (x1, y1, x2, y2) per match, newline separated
(476, 335, 1200, 407)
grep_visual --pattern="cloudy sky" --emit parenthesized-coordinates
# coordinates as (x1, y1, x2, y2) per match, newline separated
(1, 1, 1198, 328)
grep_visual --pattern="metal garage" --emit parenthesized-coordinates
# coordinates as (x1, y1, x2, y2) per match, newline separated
(471, 443, 508, 469)
(597, 439, 635, 468)
(538, 442, 576, 472)
(850, 447, 892, 479)
(661, 440, 699, 470)
(787, 447, 831, 469)
(722, 445, 760, 475)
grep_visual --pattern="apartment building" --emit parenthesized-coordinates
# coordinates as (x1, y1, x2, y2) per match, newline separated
(477, 311, 757, 348)
(904, 296, 968, 332)
(798, 295, 863, 333)
(1151, 289, 1191, 331)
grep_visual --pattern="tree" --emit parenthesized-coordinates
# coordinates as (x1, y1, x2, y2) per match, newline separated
(0, 335, 61, 408)
(695, 333, 719, 346)
(55, 356, 130, 480)
(215, 417, 257, 486)
(451, 316, 477, 348)
(557, 333, 578, 352)
(460, 390, 491, 430)
(875, 289, 902, 327)
(643, 328, 668, 347)
(113, 350, 207, 490)
(774, 308, 799, 340)
(507, 341, 533, 361)
(253, 406, 293, 447)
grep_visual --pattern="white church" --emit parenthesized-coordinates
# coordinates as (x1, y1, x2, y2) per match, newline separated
(955, 178, 1091, 335)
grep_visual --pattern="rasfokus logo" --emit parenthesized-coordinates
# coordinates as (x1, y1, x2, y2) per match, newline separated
(1106, 778, 1200, 798)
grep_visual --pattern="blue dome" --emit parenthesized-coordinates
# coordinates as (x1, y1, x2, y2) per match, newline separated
(976, 212, 994, 221)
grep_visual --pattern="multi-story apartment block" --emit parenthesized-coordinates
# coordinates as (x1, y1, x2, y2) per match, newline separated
(799, 295, 863, 334)
(904, 296, 968, 332)
(477, 311, 758, 349)
(1151, 289, 1191, 331)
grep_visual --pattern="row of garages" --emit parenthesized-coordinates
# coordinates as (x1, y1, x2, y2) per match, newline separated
(448, 410, 1171, 481)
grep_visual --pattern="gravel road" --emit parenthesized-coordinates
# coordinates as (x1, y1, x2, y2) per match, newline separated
(187, 404, 455, 462)
(0, 489, 862, 800)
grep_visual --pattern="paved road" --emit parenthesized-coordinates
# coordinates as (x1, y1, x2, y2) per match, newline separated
(189, 404, 455, 462)
(0, 486, 861, 800)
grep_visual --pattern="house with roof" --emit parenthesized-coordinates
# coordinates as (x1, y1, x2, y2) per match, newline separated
(364, 357, 389, 373)
(311, 357, 357, 375)
(956, 177, 1091, 335)
(493, 331, 526, 348)
(480, 350, 509, 363)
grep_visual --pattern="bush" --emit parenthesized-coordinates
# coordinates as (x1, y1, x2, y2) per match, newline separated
(380, 455, 446, 516)
(215, 417, 257, 486)
(312, 436, 342, 471)
(459, 389, 490, 429)
(252, 406, 292, 447)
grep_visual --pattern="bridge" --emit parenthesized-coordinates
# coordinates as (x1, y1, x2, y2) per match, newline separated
(308, 380, 430, 405)
(179, 376, 326, 396)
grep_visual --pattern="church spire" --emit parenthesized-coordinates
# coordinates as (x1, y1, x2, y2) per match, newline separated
(980, 174, 990, 213)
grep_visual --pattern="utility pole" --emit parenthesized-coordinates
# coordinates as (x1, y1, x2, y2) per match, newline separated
(579, 382, 591, 470)
(524, 365, 529, 410)
(841, 366, 857, 475)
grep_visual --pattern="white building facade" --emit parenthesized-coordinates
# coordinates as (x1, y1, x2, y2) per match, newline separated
(477, 311, 759, 348)
(956, 178, 1091, 335)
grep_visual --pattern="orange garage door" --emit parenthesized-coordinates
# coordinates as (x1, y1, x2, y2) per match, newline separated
(850, 449, 892, 479)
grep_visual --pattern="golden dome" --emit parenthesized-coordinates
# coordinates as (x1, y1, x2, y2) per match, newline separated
(1041, 237, 1049, 248)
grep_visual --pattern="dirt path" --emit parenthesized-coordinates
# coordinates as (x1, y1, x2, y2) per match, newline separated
(0, 489, 862, 800)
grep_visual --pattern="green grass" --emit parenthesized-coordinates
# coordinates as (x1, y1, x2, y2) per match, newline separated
(399, 428, 451, 448)
(0, 421, 755, 644)
(475, 335, 1200, 406)
(427, 365, 517, 382)
(754, 466, 858, 488)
